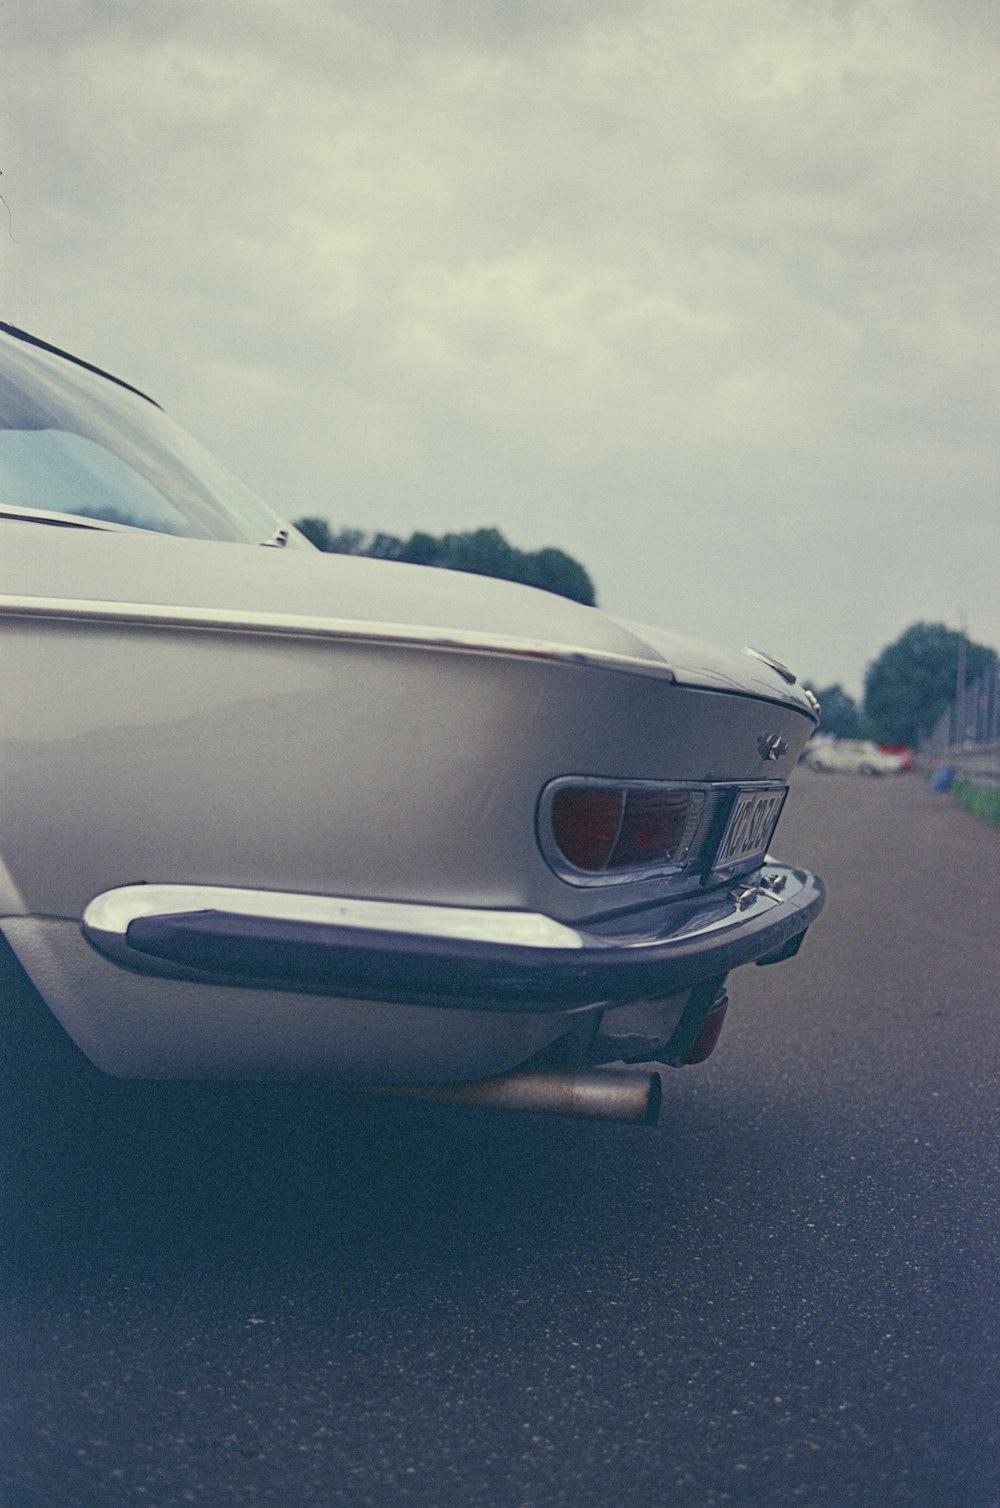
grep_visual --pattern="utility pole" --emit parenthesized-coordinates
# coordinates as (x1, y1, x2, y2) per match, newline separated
(955, 614, 967, 745)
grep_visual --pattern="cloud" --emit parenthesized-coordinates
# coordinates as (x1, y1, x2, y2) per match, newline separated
(5, 0, 1000, 692)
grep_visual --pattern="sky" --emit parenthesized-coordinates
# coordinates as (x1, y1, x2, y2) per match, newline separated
(5, 0, 1000, 699)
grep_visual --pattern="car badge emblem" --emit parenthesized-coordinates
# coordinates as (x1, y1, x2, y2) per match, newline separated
(758, 733, 789, 762)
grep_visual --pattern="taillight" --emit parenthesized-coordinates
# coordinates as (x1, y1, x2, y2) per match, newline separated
(543, 780, 706, 879)
(613, 787, 702, 868)
(549, 786, 625, 871)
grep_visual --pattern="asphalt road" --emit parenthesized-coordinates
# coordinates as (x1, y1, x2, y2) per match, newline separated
(1, 772, 998, 1507)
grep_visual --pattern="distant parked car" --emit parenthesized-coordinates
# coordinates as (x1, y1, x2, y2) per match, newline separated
(806, 739, 908, 775)
(0, 321, 825, 1127)
(878, 744, 915, 771)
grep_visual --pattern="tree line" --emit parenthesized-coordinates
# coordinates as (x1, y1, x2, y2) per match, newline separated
(808, 623, 997, 748)
(295, 519, 596, 607)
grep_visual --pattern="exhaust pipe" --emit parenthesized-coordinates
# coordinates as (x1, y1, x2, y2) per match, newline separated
(373, 1066, 662, 1125)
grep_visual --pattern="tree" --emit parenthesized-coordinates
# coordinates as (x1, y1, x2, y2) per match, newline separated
(395, 531, 439, 567)
(295, 518, 366, 554)
(804, 683, 863, 739)
(863, 622, 997, 746)
(294, 520, 597, 606)
(521, 547, 598, 606)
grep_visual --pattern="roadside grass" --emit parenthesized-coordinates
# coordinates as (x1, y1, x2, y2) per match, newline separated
(953, 779, 1000, 828)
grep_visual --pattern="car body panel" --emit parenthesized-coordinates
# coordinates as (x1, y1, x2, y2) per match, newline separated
(0, 563, 814, 925)
(1, 914, 575, 1081)
(0, 322, 824, 1096)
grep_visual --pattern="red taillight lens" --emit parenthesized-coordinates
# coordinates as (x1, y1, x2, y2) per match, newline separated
(550, 786, 625, 871)
(546, 782, 705, 876)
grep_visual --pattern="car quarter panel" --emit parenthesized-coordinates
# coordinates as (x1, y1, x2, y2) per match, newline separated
(1, 608, 813, 929)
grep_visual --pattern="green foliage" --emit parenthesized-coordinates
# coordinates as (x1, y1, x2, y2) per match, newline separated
(519, 546, 597, 606)
(804, 682, 863, 739)
(952, 781, 1000, 828)
(863, 622, 997, 746)
(295, 517, 366, 554)
(293, 520, 597, 606)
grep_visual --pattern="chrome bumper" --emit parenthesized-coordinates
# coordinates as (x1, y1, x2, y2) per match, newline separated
(83, 865, 824, 1013)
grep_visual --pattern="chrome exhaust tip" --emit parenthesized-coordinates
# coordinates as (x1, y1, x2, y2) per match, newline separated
(372, 1066, 662, 1125)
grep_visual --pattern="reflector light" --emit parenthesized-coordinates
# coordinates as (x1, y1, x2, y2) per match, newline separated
(547, 783, 705, 876)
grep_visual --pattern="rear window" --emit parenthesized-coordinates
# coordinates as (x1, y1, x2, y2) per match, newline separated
(0, 330, 291, 545)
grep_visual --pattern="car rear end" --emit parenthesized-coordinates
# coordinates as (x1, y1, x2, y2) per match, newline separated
(1, 529, 822, 1116)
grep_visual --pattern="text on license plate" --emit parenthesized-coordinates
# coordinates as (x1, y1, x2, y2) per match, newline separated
(714, 787, 787, 869)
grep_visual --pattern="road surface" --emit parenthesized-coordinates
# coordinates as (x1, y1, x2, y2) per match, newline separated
(1, 772, 998, 1506)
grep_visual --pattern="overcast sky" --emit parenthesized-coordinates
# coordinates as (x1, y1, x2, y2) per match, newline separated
(6, 0, 999, 697)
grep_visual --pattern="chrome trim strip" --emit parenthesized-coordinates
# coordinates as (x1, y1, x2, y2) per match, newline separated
(0, 504, 143, 534)
(84, 885, 587, 958)
(742, 646, 797, 684)
(0, 320, 162, 407)
(0, 595, 677, 679)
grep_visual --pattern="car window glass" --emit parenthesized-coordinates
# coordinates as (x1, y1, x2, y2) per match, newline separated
(0, 335, 288, 544)
(0, 429, 190, 534)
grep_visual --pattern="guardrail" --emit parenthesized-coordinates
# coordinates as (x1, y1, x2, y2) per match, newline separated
(923, 742, 1000, 787)
(920, 661, 1000, 784)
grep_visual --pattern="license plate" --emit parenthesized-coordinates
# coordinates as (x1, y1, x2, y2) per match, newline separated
(714, 787, 786, 870)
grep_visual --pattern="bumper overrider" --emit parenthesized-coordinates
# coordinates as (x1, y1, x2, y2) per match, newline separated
(82, 864, 824, 1012)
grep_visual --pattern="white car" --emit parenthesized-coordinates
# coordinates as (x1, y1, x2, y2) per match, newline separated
(0, 322, 824, 1125)
(805, 739, 907, 775)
